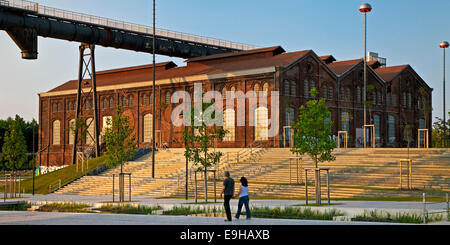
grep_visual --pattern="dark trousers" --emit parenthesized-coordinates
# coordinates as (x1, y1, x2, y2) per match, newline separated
(235, 195, 251, 219)
(224, 195, 233, 221)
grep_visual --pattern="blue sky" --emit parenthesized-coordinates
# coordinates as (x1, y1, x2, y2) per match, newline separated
(1, 0, 449, 123)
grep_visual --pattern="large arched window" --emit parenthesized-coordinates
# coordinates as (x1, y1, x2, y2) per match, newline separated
(85, 118, 95, 145)
(143, 113, 153, 142)
(255, 106, 268, 140)
(68, 119, 75, 145)
(286, 107, 295, 126)
(102, 116, 112, 134)
(223, 109, 235, 142)
(52, 120, 61, 145)
(374, 114, 381, 144)
(388, 115, 396, 144)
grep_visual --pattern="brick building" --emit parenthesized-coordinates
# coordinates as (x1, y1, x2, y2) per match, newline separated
(37, 46, 433, 169)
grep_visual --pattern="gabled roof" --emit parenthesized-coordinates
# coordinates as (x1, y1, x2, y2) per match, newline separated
(328, 59, 362, 75)
(46, 48, 310, 93)
(374, 65, 408, 82)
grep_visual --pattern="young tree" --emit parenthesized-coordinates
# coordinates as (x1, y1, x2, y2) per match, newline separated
(2, 120, 28, 175)
(182, 99, 227, 203)
(104, 105, 137, 172)
(291, 88, 336, 205)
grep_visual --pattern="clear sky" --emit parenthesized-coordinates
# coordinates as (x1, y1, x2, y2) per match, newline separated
(1, 0, 449, 123)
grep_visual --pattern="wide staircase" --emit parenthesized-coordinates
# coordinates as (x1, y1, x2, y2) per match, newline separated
(56, 147, 450, 200)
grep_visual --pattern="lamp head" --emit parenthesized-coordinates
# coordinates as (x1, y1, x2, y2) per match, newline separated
(359, 3, 372, 13)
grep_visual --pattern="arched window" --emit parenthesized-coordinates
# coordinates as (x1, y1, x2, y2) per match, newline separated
(58, 103, 62, 112)
(128, 95, 133, 107)
(231, 86, 236, 98)
(142, 94, 147, 106)
(346, 87, 351, 101)
(255, 106, 268, 140)
(263, 83, 269, 96)
(388, 115, 396, 144)
(402, 92, 406, 108)
(285, 107, 295, 126)
(284, 80, 290, 96)
(222, 86, 227, 99)
(108, 97, 113, 109)
(68, 119, 75, 145)
(374, 114, 381, 144)
(68, 101, 73, 111)
(322, 85, 327, 99)
(304, 80, 309, 98)
(290, 81, 296, 97)
(52, 103, 57, 113)
(340, 87, 345, 101)
(254, 83, 260, 96)
(85, 118, 95, 145)
(408, 92, 412, 109)
(165, 91, 171, 105)
(149, 93, 153, 104)
(103, 98, 108, 109)
(392, 93, 397, 107)
(310, 80, 316, 91)
(328, 86, 333, 100)
(223, 109, 235, 141)
(52, 120, 61, 145)
(378, 91, 382, 105)
(341, 112, 350, 138)
(143, 114, 153, 142)
(122, 95, 127, 107)
(357, 86, 361, 103)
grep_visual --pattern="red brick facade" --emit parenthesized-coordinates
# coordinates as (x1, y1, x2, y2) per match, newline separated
(37, 46, 432, 168)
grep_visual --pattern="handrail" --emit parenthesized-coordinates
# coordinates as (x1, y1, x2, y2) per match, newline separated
(0, 0, 259, 51)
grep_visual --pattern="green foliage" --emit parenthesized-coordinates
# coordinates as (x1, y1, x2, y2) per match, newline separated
(2, 120, 28, 172)
(98, 204, 162, 215)
(291, 88, 336, 167)
(182, 100, 227, 172)
(162, 205, 225, 216)
(251, 206, 344, 220)
(352, 209, 443, 224)
(104, 105, 137, 169)
(432, 113, 450, 147)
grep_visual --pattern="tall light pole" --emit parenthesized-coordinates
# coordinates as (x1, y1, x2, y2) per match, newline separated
(360, 3, 372, 147)
(152, 0, 156, 178)
(440, 41, 449, 148)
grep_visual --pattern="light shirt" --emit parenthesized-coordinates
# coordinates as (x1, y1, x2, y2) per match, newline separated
(240, 185, 249, 197)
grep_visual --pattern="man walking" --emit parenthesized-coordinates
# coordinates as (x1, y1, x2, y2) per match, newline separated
(220, 171, 234, 222)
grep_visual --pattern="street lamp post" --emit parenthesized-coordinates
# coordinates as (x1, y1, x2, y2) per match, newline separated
(440, 41, 449, 148)
(152, 0, 156, 178)
(360, 3, 372, 147)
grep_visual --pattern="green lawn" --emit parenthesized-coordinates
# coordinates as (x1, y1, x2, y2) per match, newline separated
(11, 156, 109, 194)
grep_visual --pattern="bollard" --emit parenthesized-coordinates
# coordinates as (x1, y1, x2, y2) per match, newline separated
(422, 193, 427, 224)
(447, 193, 449, 221)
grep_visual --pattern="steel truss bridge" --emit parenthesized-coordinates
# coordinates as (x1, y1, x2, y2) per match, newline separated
(0, 0, 259, 164)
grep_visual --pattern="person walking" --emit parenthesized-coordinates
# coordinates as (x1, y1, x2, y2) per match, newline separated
(220, 171, 234, 222)
(235, 176, 251, 220)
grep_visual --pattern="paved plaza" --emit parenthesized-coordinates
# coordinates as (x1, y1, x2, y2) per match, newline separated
(0, 194, 449, 225)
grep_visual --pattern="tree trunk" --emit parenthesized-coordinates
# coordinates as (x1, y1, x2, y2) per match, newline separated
(314, 158, 321, 205)
(204, 167, 208, 203)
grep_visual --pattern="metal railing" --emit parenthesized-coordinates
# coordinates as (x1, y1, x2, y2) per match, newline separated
(422, 192, 449, 224)
(0, 0, 259, 51)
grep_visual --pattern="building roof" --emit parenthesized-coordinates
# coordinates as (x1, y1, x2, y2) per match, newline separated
(185, 46, 285, 63)
(47, 48, 310, 93)
(327, 59, 362, 75)
(374, 65, 408, 82)
(319, 55, 336, 64)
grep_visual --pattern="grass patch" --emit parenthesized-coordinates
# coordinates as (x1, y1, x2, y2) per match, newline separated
(251, 206, 345, 220)
(16, 155, 108, 194)
(0, 201, 31, 211)
(163, 205, 225, 216)
(96, 204, 162, 215)
(182, 201, 221, 205)
(293, 203, 343, 207)
(352, 210, 443, 224)
(38, 202, 91, 213)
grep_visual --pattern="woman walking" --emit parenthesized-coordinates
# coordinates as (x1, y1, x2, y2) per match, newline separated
(235, 176, 251, 220)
